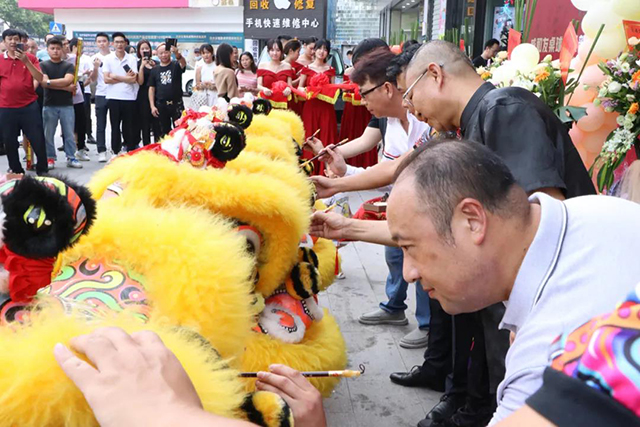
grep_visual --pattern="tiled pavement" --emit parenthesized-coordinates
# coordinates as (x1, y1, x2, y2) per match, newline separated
(2, 131, 442, 427)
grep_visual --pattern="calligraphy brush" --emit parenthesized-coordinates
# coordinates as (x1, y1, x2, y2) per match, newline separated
(239, 364, 365, 378)
(300, 138, 349, 168)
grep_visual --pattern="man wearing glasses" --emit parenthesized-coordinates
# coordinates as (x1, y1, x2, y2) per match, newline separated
(314, 40, 596, 427)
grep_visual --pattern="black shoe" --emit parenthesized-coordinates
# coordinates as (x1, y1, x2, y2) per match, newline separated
(442, 403, 495, 427)
(421, 394, 466, 425)
(390, 366, 446, 391)
(57, 146, 64, 152)
(36, 170, 49, 176)
(87, 136, 97, 144)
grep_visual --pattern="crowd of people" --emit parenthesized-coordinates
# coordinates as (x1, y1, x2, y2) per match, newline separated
(2, 25, 640, 427)
(0, 29, 260, 173)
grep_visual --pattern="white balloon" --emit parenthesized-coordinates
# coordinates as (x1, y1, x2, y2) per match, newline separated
(593, 27, 627, 59)
(611, 0, 640, 20)
(571, 0, 608, 12)
(510, 43, 540, 73)
(581, 3, 624, 38)
(490, 62, 518, 87)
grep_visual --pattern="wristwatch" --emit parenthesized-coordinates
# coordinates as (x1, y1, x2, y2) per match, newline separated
(46, 79, 51, 86)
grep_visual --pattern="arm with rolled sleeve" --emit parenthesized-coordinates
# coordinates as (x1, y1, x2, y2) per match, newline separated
(482, 102, 566, 195)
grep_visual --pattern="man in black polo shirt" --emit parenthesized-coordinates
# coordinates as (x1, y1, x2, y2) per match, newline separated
(148, 42, 186, 139)
(400, 40, 595, 427)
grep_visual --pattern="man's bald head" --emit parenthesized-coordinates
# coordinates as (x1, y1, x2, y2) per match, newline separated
(408, 40, 475, 77)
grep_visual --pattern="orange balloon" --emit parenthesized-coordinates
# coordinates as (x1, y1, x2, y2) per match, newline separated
(577, 145, 589, 165)
(604, 111, 619, 128)
(569, 123, 586, 147)
(580, 64, 607, 87)
(583, 125, 614, 153)
(578, 37, 605, 66)
(567, 86, 597, 106)
(577, 102, 606, 132)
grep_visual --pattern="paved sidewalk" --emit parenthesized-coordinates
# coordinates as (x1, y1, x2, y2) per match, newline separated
(2, 134, 442, 427)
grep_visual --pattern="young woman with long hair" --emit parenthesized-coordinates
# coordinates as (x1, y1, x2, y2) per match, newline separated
(213, 43, 239, 101)
(257, 38, 294, 109)
(298, 39, 338, 175)
(283, 39, 305, 116)
(297, 36, 317, 67)
(195, 43, 217, 105)
(235, 51, 258, 97)
(134, 39, 160, 145)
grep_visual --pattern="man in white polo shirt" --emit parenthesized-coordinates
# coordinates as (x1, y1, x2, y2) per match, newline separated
(103, 31, 138, 156)
(88, 32, 112, 162)
(309, 139, 640, 424)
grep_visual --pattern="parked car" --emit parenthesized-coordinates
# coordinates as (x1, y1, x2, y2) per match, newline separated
(257, 47, 347, 122)
(182, 64, 196, 96)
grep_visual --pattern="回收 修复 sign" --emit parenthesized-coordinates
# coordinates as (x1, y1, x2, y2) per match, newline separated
(243, 0, 326, 39)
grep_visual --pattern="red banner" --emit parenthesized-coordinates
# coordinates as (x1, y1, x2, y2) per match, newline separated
(508, 29, 522, 58)
(623, 20, 640, 49)
(559, 23, 578, 84)
(528, 0, 585, 60)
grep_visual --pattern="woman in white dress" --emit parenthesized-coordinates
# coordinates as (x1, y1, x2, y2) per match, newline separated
(195, 43, 217, 106)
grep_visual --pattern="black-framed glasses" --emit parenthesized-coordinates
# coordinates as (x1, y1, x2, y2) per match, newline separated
(360, 81, 386, 98)
(402, 63, 444, 103)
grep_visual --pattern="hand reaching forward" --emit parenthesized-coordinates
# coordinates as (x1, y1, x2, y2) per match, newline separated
(309, 210, 352, 240)
(256, 364, 327, 427)
(54, 327, 203, 427)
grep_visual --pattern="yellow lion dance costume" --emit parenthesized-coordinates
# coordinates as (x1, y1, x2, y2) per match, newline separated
(0, 99, 346, 426)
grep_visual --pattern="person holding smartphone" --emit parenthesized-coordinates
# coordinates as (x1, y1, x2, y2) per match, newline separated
(148, 41, 186, 139)
(0, 28, 48, 174)
(103, 32, 139, 154)
(135, 39, 160, 146)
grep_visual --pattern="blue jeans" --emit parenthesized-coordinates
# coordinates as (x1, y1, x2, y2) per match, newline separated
(43, 105, 76, 160)
(380, 245, 431, 329)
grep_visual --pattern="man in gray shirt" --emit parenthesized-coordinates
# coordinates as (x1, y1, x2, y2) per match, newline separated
(307, 139, 640, 424)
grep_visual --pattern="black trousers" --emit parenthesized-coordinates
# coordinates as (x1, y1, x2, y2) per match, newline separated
(74, 102, 86, 151)
(449, 304, 510, 408)
(420, 297, 453, 382)
(83, 92, 93, 138)
(156, 99, 184, 140)
(0, 101, 47, 174)
(107, 99, 136, 153)
(135, 89, 160, 146)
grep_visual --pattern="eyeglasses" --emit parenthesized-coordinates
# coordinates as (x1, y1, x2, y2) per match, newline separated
(402, 63, 444, 104)
(360, 81, 386, 98)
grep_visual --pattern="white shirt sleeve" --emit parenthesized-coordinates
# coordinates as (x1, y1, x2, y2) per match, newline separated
(344, 164, 365, 176)
(488, 365, 546, 425)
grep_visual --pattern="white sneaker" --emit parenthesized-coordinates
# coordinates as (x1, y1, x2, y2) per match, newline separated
(66, 158, 83, 169)
(98, 152, 107, 162)
(75, 150, 90, 161)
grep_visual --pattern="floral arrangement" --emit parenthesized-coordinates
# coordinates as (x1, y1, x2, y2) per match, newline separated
(591, 37, 640, 191)
(477, 50, 586, 124)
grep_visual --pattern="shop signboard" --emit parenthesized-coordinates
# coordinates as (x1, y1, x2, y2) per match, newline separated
(243, 0, 326, 39)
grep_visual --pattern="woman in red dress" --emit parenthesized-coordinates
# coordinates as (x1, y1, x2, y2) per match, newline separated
(339, 69, 377, 168)
(296, 37, 317, 68)
(283, 39, 305, 117)
(299, 39, 339, 175)
(257, 38, 294, 110)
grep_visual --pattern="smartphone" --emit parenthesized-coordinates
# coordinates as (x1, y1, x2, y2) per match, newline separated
(16, 43, 25, 52)
(165, 38, 177, 49)
(123, 63, 132, 73)
(143, 51, 151, 59)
